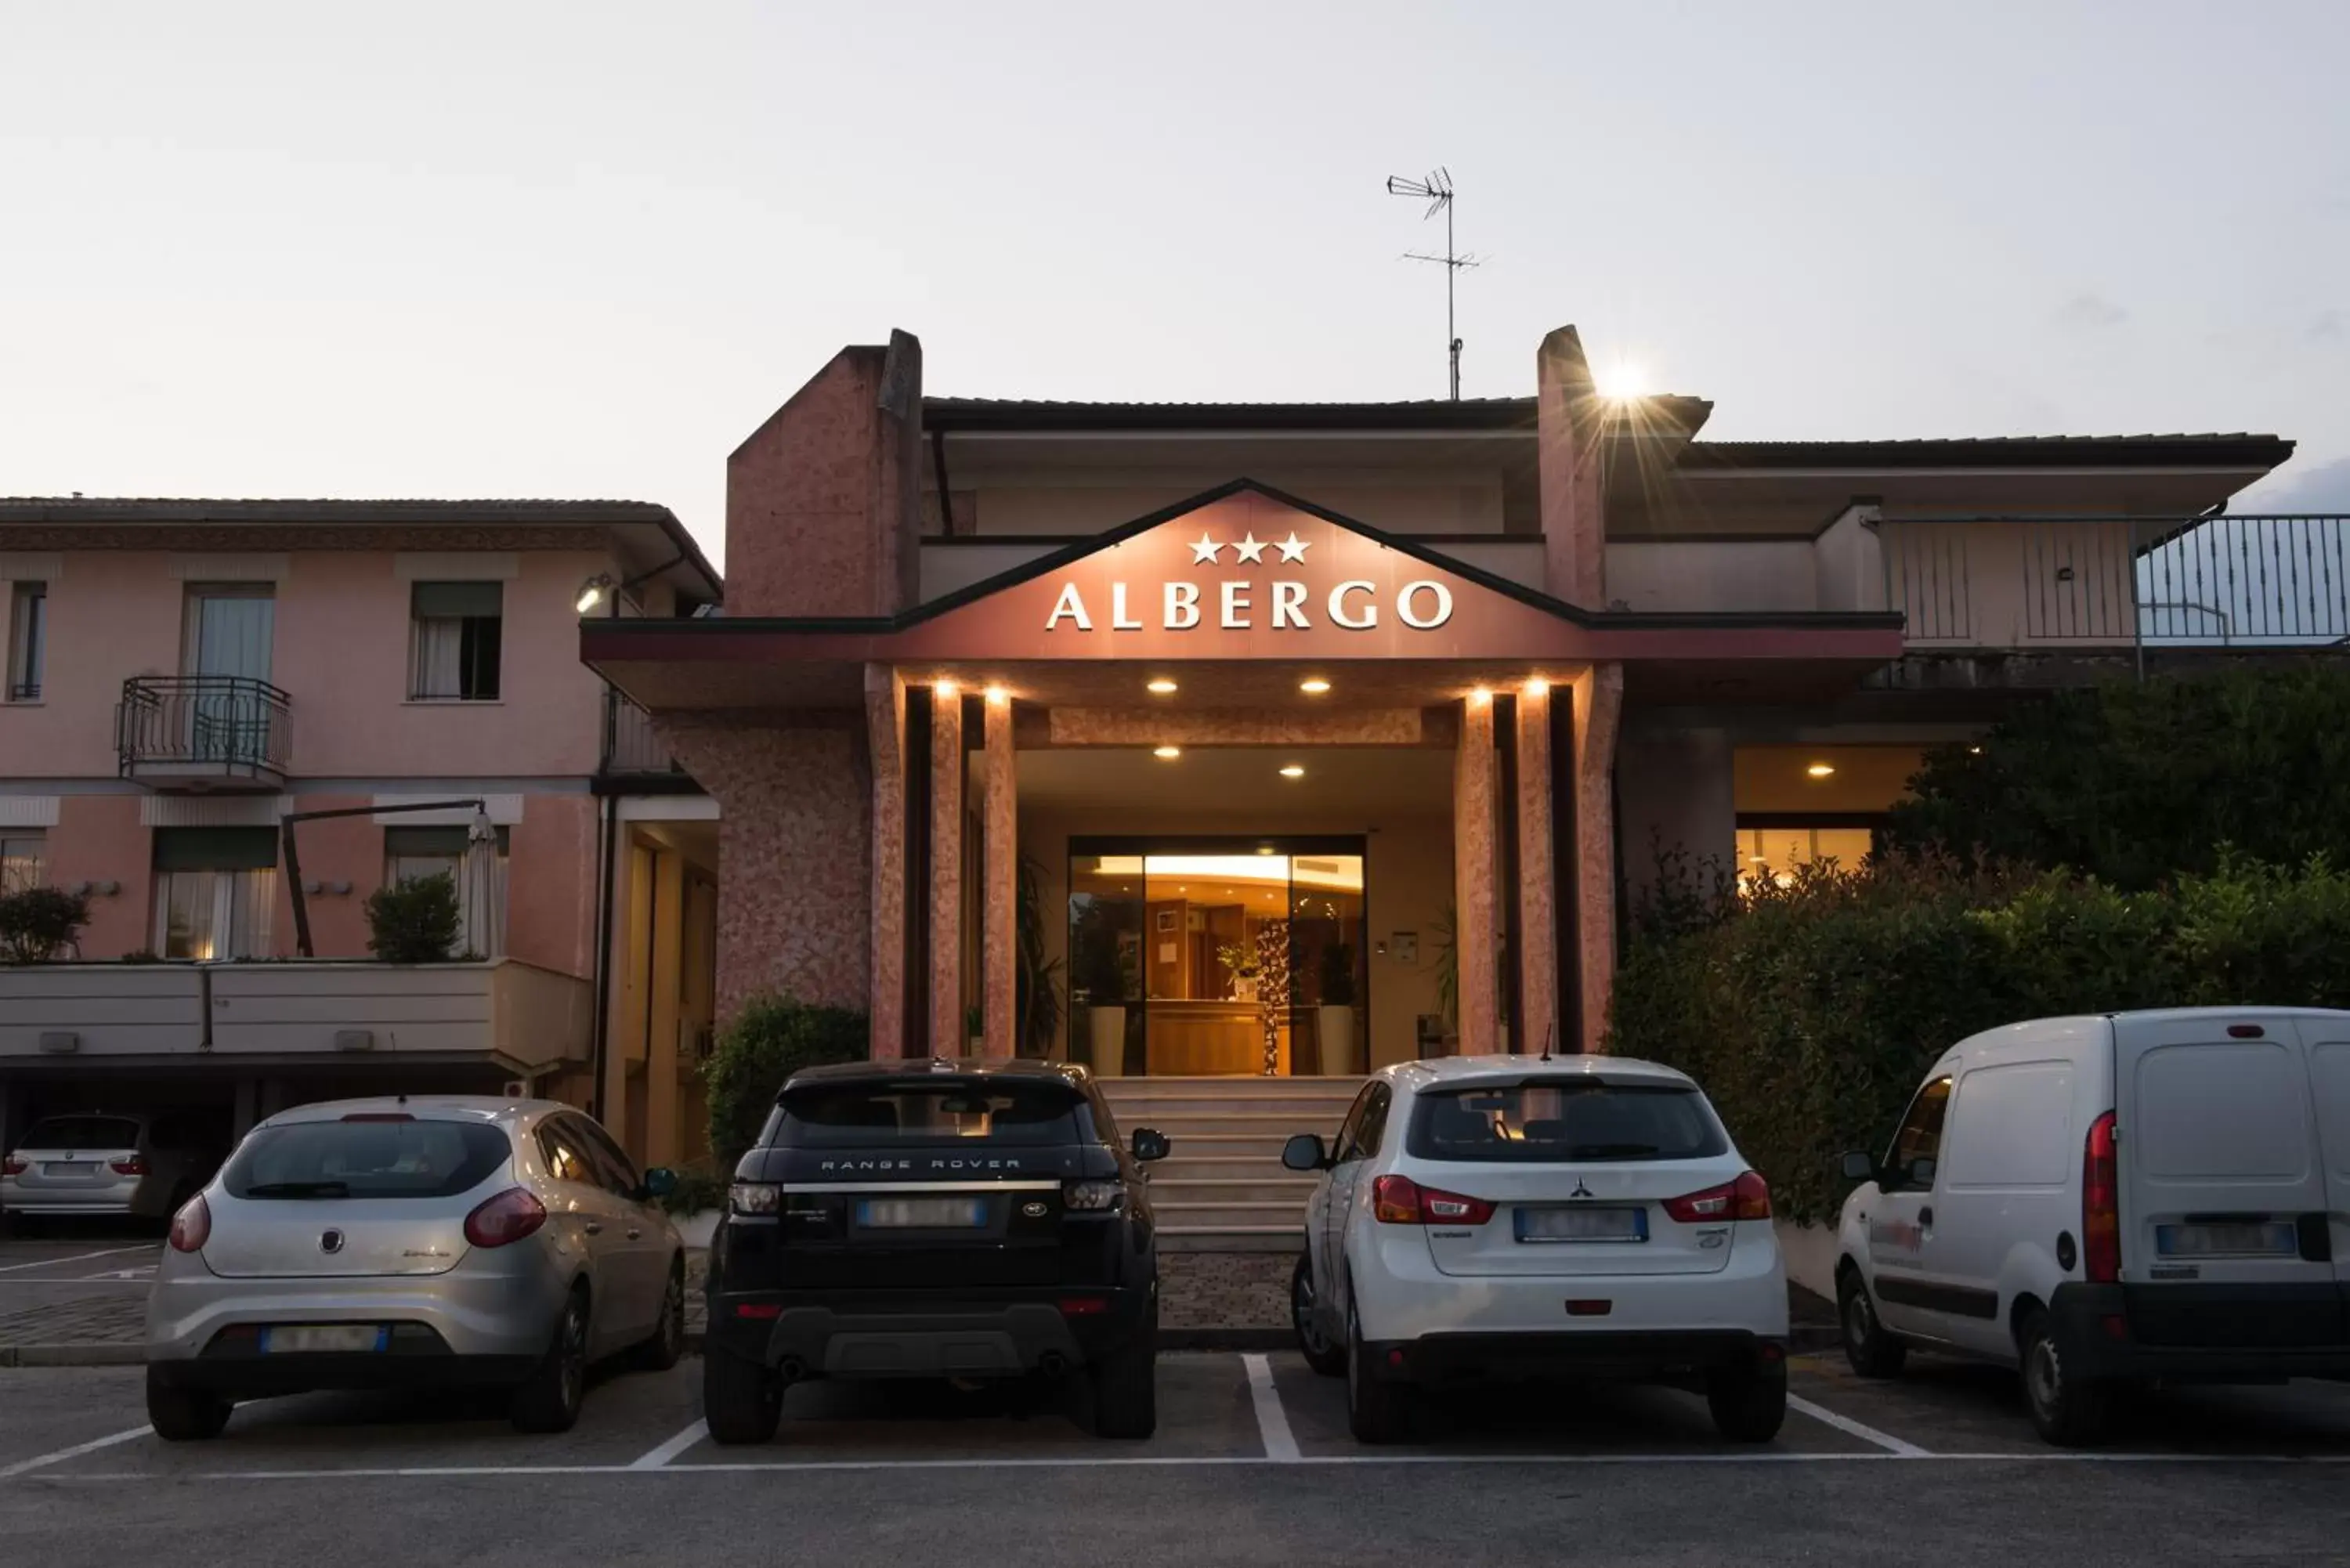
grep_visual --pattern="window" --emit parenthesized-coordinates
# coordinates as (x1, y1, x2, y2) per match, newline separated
(410, 582, 502, 700)
(769, 1080, 1086, 1148)
(1329, 1084, 1376, 1165)
(1338, 1084, 1393, 1162)
(1406, 1080, 1730, 1164)
(7, 581, 43, 701)
(383, 824, 508, 957)
(20, 1115, 141, 1152)
(537, 1119, 599, 1187)
(0, 832, 45, 894)
(224, 1119, 512, 1200)
(1884, 1075, 1954, 1187)
(1737, 825, 1875, 891)
(151, 827, 277, 960)
(572, 1117, 642, 1198)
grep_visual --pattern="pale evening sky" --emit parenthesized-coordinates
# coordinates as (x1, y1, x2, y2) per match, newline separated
(4, 0, 2346, 566)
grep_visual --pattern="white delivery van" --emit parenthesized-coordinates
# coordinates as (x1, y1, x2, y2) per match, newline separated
(1835, 1008, 2350, 1445)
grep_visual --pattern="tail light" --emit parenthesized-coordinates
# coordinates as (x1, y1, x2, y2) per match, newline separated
(1, 1155, 24, 1177)
(463, 1186, 548, 1248)
(2082, 1110, 2120, 1283)
(729, 1182, 781, 1217)
(168, 1193, 211, 1253)
(1063, 1180, 1125, 1212)
(1663, 1171, 1772, 1223)
(110, 1156, 149, 1177)
(1370, 1174, 1495, 1225)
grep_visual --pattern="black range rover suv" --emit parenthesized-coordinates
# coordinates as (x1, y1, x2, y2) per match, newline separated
(702, 1057, 1170, 1443)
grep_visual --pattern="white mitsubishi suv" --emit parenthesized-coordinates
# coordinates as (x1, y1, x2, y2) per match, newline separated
(1284, 1055, 1789, 1443)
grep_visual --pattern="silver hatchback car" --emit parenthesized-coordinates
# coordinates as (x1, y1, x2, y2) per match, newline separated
(145, 1096, 685, 1440)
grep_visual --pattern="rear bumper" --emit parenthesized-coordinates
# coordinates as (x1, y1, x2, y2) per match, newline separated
(705, 1288, 1153, 1378)
(2, 1176, 164, 1216)
(145, 1256, 570, 1364)
(1365, 1328, 1787, 1388)
(150, 1324, 538, 1397)
(2052, 1282, 2350, 1383)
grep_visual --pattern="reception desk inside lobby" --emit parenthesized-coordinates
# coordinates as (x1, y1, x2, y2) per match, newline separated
(1144, 1000, 1290, 1075)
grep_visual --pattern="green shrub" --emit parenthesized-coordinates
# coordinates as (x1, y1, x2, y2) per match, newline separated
(1885, 666, 2350, 888)
(703, 993, 868, 1171)
(0, 886, 90, 964)
(365, 873, 460, 963)
(653, 1167, 730, 1217)
(1609, 851, 2350, 1223)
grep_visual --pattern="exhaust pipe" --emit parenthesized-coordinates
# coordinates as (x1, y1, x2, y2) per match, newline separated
(1037, 1351, 1068, 1378)
(776, 1355, 808, 1382)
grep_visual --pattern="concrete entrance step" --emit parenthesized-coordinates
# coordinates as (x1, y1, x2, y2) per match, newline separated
(1150, 1156, 1311, 1181)
(1155, 1198, 1314, 1231)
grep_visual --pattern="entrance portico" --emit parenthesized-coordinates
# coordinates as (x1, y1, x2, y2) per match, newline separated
(589, 468, 1896, 1071)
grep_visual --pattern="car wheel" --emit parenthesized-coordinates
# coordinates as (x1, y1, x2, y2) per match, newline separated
(511, 1288, 591, 1434)
(1706, 1362, 1788, 1443)
(2019, 1306, 2110, 1447)
(1292, 1253, 1345, 1377)
(1092, 1304, 1159, 1440)
(1344, 1296, 1410, 1444)
(146, 1367, 232, 1441)
(1838, 1267, 1907, 1378)
(702, 1349, 786, 1446)
(633, 1260, 687, 1372)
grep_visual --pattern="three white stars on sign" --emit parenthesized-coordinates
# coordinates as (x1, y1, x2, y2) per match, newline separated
(1191, 531, 1309, 565)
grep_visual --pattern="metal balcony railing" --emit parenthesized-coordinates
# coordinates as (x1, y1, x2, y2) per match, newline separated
(117, 675, 291, 785)
(1878, 515, 2350, 653)
(600, 687, 683, 777)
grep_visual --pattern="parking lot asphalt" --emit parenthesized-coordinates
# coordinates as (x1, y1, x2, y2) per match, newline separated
(3, 1349, 2348, 1566)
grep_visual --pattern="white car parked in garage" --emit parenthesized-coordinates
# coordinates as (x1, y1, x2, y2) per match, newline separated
(1284, 1055, 1790, 1443)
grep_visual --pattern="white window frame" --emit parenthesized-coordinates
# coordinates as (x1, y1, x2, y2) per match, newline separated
(0, 830, 45, 893)
(7, 580, 45, 702)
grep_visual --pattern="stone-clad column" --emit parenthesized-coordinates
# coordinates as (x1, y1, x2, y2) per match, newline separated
(928, 685, 964, 1056)
(981, 691, 1017, 1057)
(1571, 663, 1624, 1051)
(1515, 680, 1559, 1057)
(866, 665, 906, 1058)
(1452, 693, 1499, 1056)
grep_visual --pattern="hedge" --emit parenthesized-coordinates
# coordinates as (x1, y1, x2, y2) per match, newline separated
(1607, 851, 2350, 1224)
(703, 993, 869, 1172)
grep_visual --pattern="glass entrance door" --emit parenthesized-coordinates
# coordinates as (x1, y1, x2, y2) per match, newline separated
(1068, 837, 1366, 1076)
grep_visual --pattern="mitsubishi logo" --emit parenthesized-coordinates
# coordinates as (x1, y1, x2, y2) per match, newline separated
(319, 1228, 345, 1255)
(1569, 1180, 1594, 1200)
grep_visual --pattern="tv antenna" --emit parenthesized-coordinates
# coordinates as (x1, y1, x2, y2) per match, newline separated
(1386, 167, 1480, 400)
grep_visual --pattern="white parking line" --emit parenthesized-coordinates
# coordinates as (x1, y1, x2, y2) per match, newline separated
(24, 1451, 2350, 1483)
(0, 1246, 152, 1275)
(1242, 1353, 1301, 1463)
(1786, 1393, 1930, 1458)
(0, 1425, 154, 1479)
(628, 1419, 709, 1470)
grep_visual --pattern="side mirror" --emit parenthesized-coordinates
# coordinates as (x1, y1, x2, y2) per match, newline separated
(641, 1166, 678, 1200)
(1130, 1128, 1171, 1163)
(1282, 1133, 1330, 1172)
(1839, 1151, 1877, 1183)
(1906, 1156, 1937, 1188)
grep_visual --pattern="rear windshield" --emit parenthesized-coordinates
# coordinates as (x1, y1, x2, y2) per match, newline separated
(18, 1116, 140, 1151)
(223, 1119, 512, 1200)
(1406, 1081, 1728, 1163)
(767, 1082, 1086, 1148)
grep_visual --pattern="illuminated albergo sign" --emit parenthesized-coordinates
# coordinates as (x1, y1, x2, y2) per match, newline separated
(1044, 529, 1455, 634)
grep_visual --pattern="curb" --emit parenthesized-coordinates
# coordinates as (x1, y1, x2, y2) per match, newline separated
(0, 1342, 146, 1368)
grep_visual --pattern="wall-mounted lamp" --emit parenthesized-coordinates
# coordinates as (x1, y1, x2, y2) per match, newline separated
(574, 573, 616, 614)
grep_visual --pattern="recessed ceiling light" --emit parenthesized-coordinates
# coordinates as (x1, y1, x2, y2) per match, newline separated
(1806, 761, 1836, 778)
(1299, 677, 1331, 695)
(1256, 845, 1277, 855)
(1968, 744, 1983, 755)
(1279, 764, 1305, 779)
(1147, 677, 1178, 695)
(1154, 745, 1181, 760)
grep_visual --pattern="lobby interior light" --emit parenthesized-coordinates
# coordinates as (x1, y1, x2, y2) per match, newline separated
(1299, 677, 1332, 695)
(1806, 761, 1837, 779)
(1153, 745, 1181, 760)
(1147, 677, 1178, 695)
(1279, 764, 1305, 779)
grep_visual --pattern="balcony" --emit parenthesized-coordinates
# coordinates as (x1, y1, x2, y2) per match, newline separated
(599, 686, 692, 783)
(115, 675, 291, 790)
(1878, 515, 2350, 652)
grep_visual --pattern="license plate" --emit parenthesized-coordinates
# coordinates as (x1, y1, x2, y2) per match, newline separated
(856, 1197, 987, 1229)
(1515, 1205, 1647, 1243)
(2156, 1221, 2298, 1258)
(259, 1324, 388, 1354)
(42, 1162, 99, 1177)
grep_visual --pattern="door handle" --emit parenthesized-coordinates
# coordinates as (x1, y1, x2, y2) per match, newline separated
(583, 1222, 603, 1236)
(627, 1228, 643, 1241)
(1918, 1207, 1935, 1229)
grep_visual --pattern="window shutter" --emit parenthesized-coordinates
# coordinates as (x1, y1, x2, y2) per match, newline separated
(411, 581, 503, 619)
(151, 826, 279, 871)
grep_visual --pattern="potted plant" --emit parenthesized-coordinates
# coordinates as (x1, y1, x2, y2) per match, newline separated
(1317, 941, 1360, 1075)
(1072, 912, 1129, 1076)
